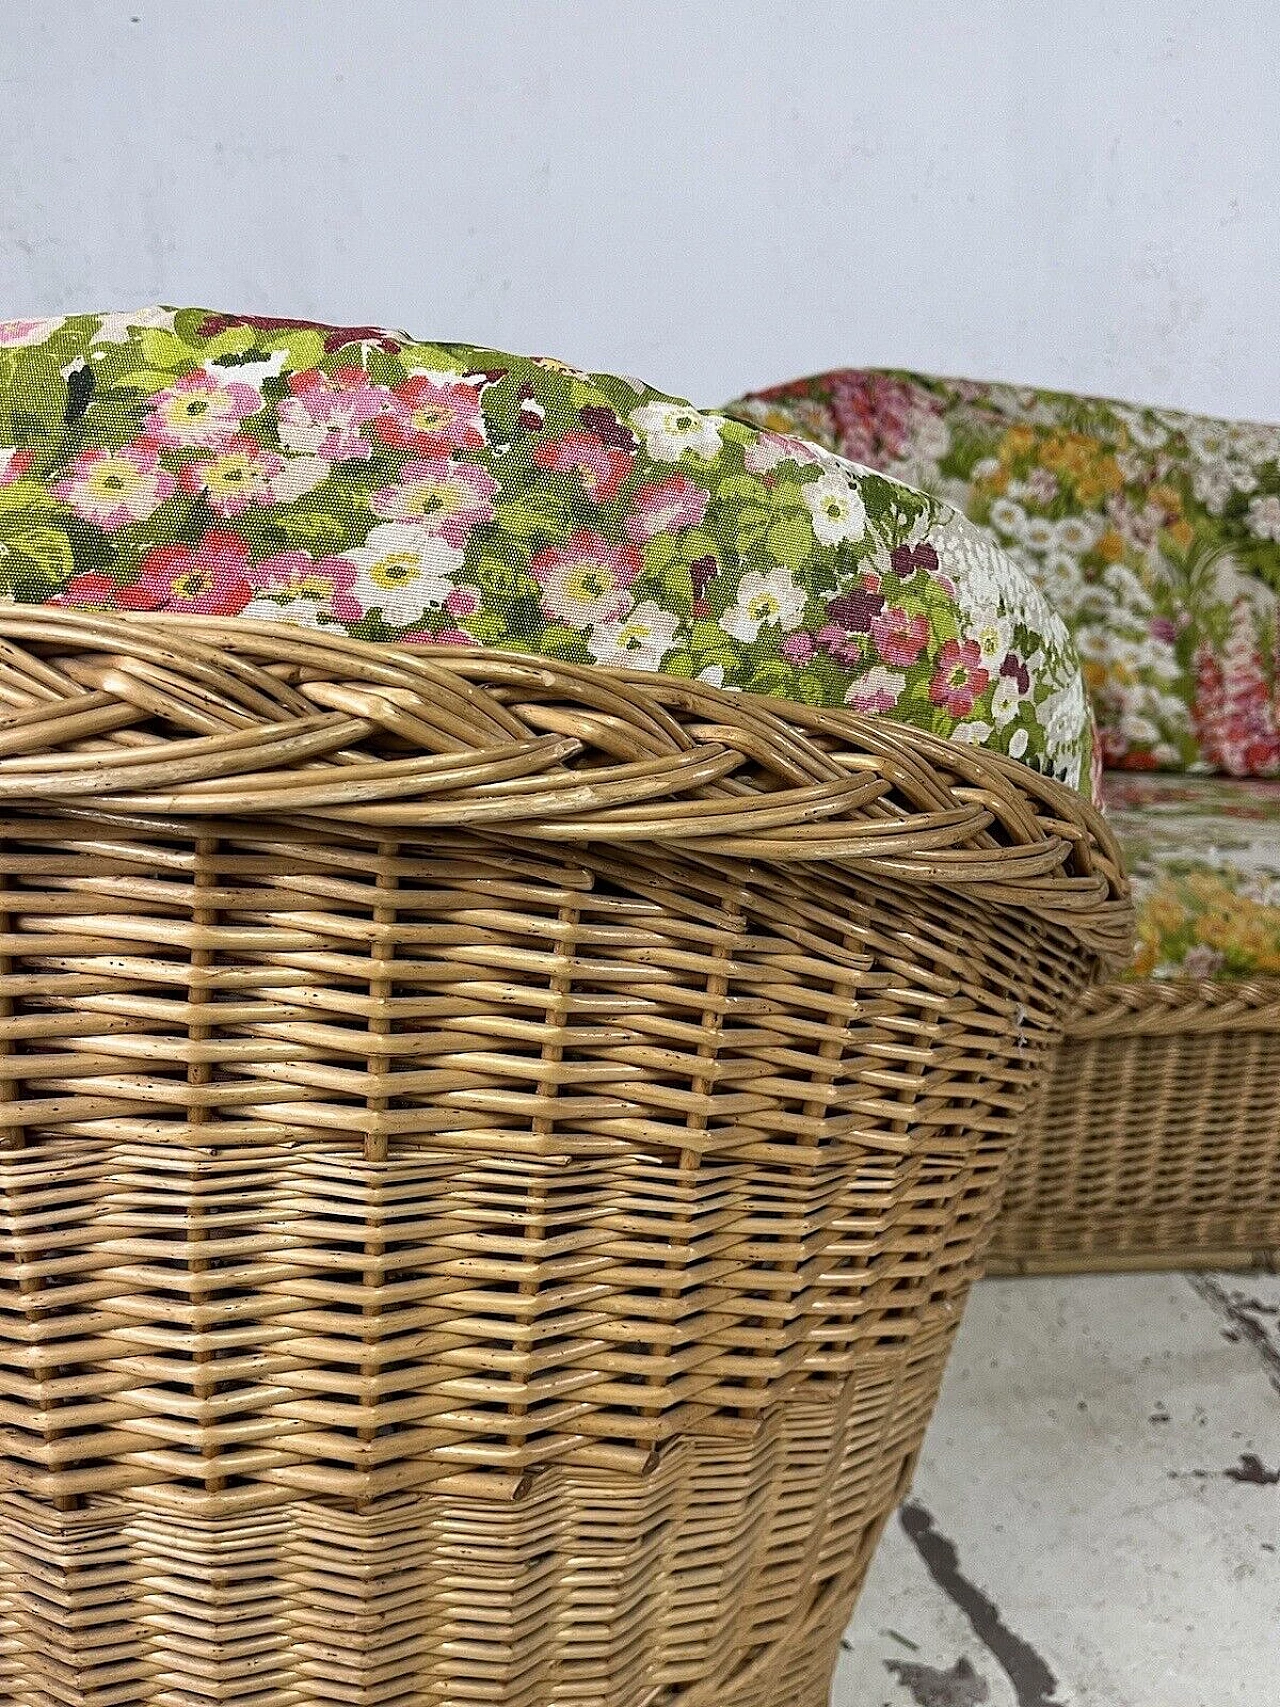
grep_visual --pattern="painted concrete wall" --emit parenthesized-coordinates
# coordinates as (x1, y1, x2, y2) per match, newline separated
(3, 1, 1278, 417)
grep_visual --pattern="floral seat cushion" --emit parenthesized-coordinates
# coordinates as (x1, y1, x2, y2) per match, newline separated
(0, 310, 1089, 791)
(1103, 772, 1280, 980)
(727, 370, 1280, 777)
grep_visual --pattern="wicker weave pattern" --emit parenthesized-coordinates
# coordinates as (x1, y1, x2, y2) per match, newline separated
(0, 1361, 943, 1707)
(0, 613, 1128, 1703)
(989, 978, 1280, 1272)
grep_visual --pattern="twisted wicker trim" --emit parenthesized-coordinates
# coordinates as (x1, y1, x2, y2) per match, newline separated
(1066, 975, 1280, 1038)
(0, 609, 1132, 969)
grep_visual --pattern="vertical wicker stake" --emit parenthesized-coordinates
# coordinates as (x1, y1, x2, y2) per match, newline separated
(0, 613, 1131, 1707)
(364, 841, 400, 1170)
(190, 833, 222, 1504)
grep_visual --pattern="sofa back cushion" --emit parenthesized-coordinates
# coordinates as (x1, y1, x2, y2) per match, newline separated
(0, 310, 1090, 792)
(728, 369, 1280, 776)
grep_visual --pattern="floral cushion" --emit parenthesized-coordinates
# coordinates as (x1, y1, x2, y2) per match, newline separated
(0, 311, 1091, 792)
(1102, 772, 1280, 979)
(728, 370, 1280, 777)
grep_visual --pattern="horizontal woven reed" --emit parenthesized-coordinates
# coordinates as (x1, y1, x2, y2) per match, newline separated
(0, 611, 1128, 1705)
(989, 976, 1280, 1274)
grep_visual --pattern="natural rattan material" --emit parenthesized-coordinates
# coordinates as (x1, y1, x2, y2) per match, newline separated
(0, 611, 1128, 1706)
(989, 978, 1280, 1274)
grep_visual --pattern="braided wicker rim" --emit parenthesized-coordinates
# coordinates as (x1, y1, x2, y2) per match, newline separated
(0, 609, 1132, 970)
(1066, 974, 1280, 1037)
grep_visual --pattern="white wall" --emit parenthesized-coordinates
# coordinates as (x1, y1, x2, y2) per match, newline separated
(3, 0, 1279, 419)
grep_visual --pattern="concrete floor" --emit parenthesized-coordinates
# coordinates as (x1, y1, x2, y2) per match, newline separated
(835, 1272, 1280, 1707)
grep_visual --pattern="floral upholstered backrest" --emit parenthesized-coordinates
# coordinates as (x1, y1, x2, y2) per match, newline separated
(0, 310, 1090, 792)
(728, 369, 1280, 777)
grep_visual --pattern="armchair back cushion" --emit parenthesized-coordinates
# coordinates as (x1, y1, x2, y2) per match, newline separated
(0, 311, 1092, 790)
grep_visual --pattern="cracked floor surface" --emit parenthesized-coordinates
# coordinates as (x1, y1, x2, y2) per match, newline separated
(836, 1272, 1280, 1707)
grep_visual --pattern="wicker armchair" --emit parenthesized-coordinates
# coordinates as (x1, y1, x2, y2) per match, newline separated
(730, 367, 1280, 1272)
(0, 312, 1127, 1704)
(0, 614, 1126, 1706)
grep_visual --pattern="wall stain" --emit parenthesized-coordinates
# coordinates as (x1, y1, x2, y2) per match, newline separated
(899, 1502, 1063, 1707)
(886, 1654, 990, 1706)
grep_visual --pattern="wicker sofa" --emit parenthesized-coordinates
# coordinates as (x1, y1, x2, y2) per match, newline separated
(0, 310, 1127, 1706)
(729, 367, 1280, 1271)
